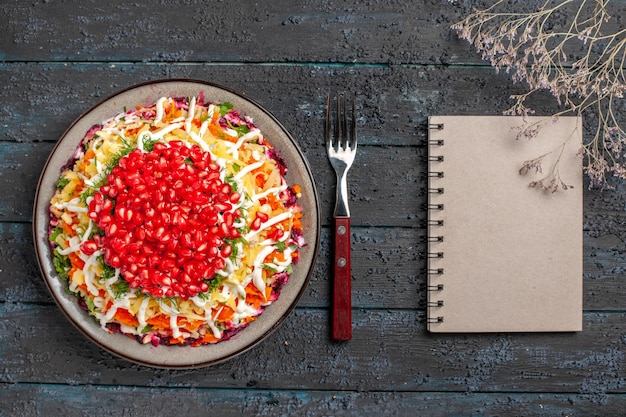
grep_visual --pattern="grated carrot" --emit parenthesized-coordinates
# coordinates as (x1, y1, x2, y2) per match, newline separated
(208, 123, 238, 143)
(146, 314, 170, 330)
(114, 308, 139, 327)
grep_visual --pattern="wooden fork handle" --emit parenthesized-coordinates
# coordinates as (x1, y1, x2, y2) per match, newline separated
(332, 216, 352, 340)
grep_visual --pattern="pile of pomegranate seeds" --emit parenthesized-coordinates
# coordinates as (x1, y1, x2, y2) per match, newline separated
(84, 140, 242, 299)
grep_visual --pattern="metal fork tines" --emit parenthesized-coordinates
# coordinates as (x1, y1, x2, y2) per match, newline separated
(325, 92, 357, 341)
(326, 93, 357, 217)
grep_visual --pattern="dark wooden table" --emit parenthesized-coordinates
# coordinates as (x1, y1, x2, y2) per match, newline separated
(1, 1, 626, 416)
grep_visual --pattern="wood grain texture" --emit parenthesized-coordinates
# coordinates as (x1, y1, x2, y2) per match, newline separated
(0, 304, 625, 397)
(2, 0, 626, 415)
(1, 0, 624, 65)
(0, 0, 505, 64)
(2, 385, 625, 417)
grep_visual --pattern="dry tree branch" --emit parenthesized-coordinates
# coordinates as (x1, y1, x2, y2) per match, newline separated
(452, 0, 626, 189)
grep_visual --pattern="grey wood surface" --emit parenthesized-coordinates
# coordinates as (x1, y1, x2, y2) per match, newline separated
(2, 1, 626, 416)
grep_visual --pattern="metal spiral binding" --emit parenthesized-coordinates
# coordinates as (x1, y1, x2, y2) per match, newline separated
(427, 121, 445, 326)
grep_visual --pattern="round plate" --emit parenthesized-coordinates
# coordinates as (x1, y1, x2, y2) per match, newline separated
(33, 79, 320, 369)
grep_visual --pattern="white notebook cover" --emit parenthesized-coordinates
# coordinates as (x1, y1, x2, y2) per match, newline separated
(427, 115, 583, 332)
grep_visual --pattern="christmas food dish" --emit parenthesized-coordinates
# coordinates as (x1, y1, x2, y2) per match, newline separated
(34, 80, 319, 368)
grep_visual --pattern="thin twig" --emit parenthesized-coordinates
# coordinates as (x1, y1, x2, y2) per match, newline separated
(452, 0, 626, 189)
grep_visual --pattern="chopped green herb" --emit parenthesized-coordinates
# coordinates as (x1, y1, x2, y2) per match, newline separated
(56, 176, 70, 191)
(84, 296, 97, 316)
(101, 262, 116, 280)
(142, 134, 158, 152)
(105, 145, 134, 174)
(228, 121, 250, 136)
(207, 275, 227, 292)
(218, 102, 234, 116)
(53, 249, 71, 281)
(79, 187, 96, 205)
(276, 241, 287, 252)
(224, 236, 246, 261)
(160, 297, 179, 312)
(49, 226, 63, 243)
(224, 173, 239, 191)
(112, 279, 130, 299)
(196, 291, 210, 301)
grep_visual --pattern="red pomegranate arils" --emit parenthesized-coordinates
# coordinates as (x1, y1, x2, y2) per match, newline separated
(88, 143, 242, 299)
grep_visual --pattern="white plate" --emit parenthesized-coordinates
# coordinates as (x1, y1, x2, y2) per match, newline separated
(33, 79, 320, 369)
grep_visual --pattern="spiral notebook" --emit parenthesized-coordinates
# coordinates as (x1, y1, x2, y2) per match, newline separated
(427, 115, 583, 333)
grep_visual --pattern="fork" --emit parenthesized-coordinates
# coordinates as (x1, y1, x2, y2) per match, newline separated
(325, 92, 357, 341)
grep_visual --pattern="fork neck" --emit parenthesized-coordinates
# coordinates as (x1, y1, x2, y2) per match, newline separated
(334, 170, 350, 218)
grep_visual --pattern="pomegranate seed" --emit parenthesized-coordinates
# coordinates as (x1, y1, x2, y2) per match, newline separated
(94, 192, 103, 206)
(213, 201, 232, 211)
(179, 248, 193, 258)
(269, 229, 285, 241)
(229, 192, 241, 204)
(172, 282, 184, 294)
(80, 240, 98, 256)
(220, 183, 231, 194)
(223, 212, 234, 227)
(107, 254, 121, 268)
(106, 222, 119, 236)
(213, 258, 225, 270)
(220, 245, 232, 258)
(135, 228, 146, 241)
(207, 246, 219, 257)
(161, 259, 176, 270)
(99, 213, 113, 227)
(102, 199, 113, 212)
(181, 233, 193, 247)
